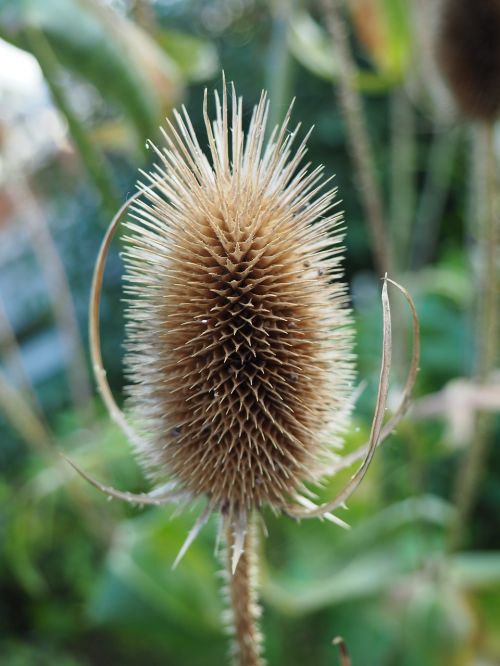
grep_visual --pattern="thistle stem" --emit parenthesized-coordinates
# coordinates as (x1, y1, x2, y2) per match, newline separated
(224, 520, 263, 666)
(448, 121, 499, 550)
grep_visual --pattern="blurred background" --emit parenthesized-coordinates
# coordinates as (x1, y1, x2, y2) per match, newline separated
(0, 0, 499, 664)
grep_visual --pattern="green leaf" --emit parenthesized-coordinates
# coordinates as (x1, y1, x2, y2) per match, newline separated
(156, 28, 219, 83)
(0, 0, 183, 147)
(288, 10, 400, 92)
(262, 526, 445, 616)
(373, 0, 412, 77)
(451, 552, 500, 589)
(89, 509, 221, 632)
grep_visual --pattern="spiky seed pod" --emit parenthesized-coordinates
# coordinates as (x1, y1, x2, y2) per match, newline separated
(437, 0, 500, 121)
(123, 85, 354, 544)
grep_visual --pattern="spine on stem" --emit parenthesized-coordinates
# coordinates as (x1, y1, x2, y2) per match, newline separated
(222, 519, 263, 666)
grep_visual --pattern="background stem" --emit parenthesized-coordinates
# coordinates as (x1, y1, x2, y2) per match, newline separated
(265, 0, 296, 134)
(389, 87, 416, 272)
(320, 0, 390, 276)
(410, 126, 459, 269)
(5, 176, 95, 423)
(448, 122, 499, 550)
(24, 26, 119, 216)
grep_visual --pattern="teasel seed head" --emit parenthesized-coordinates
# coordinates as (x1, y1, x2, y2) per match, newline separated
(122, 84, 354, 544)
(437, 0, 500, 121)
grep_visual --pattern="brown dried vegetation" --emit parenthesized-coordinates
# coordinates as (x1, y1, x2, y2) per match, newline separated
(122, 87, 354, 544)
(437, 0, 500, 121)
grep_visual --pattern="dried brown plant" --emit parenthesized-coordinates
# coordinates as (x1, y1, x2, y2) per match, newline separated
(66, 83, 419, 666)
(123, 85, 355, 557)
(437, 0, 500, 121)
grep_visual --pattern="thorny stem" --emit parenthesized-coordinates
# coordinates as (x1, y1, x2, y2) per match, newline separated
(448, 122, 499, 551)
(224, 520, 263, 666)
(320, 0, 391, 276)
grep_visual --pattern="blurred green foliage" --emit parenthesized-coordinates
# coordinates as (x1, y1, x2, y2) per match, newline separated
(0, 1, 499, 665)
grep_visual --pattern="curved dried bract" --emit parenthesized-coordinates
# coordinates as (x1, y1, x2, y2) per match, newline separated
(89, 189, 149, 451)
(285, 277, 420, 520)
(62, 454, 186, 506)
(122, 84, 354, 546)
(319, 278, 420, 476)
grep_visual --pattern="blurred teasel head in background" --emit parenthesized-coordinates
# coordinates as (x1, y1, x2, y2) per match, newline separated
(121, 84, 354, 562)
(437, 0, 500, 121)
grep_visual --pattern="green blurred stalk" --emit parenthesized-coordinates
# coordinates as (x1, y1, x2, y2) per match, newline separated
(24, 26, 120, 215)
(410, 126, 460, 269)
(448, 122, 499, 551)
(388, 88, 416, 387)
(5, 175, 95, 423)
(265, 0, 296, 135)
(0, 367, 52, 456)
(389, 87, 416, 271)
(0, 295, 43, 417)
(132, 0, 157, 32)
(0, 367, 115, 543)
(320, 0, 391, 276)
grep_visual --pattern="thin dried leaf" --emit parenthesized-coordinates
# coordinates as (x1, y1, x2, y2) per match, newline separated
(62, 454, 179, 506)
(285, 276, 393, 518)
(89, 189, 151, 451)
(323, 277, 420, 475)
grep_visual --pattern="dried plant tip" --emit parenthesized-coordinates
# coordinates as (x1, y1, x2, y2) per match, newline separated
(437, 0, 500, 120)
(123, 84, 354, 537)
(62, 453, 184, 506)
(332, 636, 352, 666)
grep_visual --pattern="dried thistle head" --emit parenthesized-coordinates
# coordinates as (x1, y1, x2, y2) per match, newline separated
(437, 0, 500, 121)
(69, 80, 419, 666)
(122, 85, 354, 544)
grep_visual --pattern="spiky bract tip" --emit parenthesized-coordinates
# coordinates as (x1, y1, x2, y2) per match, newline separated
(123, 84, 354, 536)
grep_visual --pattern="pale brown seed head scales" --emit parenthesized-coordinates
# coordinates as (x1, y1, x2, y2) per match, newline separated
(122, 85, 355, 532)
